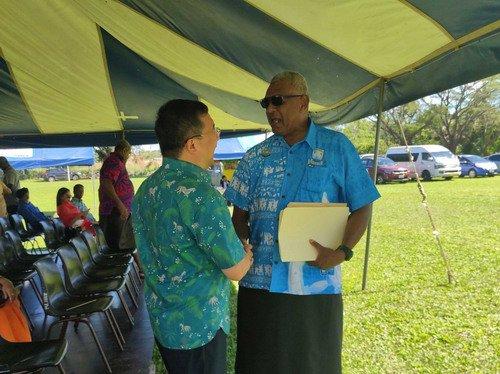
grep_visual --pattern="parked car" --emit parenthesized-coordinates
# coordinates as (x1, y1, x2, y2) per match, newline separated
(360, 156, 409, 184)
(41, 168, 81, 182)
(484, 153, 500, 173)
(386, 144, 461, 181)
(458, 155, 497, 177)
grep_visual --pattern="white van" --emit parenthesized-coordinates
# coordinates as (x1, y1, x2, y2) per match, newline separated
(386, 145, 461, 181)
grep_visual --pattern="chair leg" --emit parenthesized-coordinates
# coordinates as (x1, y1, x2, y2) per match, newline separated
(108, 308, 126, 344)
(125, 282, 138, 309)
(118, 290, 134, 326)
(131, 260, 142, 284)
(28, 278, 44, 309)
(59, 321, 69, 340)
(128, 272, 140, 299)
(80, 318, 112, 373)
(56, 363, 66, 374)
(104, 310, 124, 350)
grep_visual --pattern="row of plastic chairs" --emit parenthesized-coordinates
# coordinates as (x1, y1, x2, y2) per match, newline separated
(0, 229, 67, 373)
(0, 214, 73, 255)
(0, 224, 141, 373)
(33, 227, 141, 373)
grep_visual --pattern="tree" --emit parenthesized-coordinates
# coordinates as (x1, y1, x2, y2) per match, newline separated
(94, 146, 112, 162)
(372, 101, 435, 146)
(337, 119, 391, 154)
(420, 77, 499, 154)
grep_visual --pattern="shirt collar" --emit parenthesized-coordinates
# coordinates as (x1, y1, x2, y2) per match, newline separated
(303, 118, 318, 149)
(110, 151, 124, 162)
(162, 157, 211, 184)
(274, 118, 318, 150)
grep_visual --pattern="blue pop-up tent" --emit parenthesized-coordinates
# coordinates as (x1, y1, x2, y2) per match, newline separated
(214, 134, 267, 160)
(0, 147, 94, 170)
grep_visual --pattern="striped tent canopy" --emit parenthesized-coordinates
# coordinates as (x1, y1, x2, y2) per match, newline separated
(0, 0, 499, 147)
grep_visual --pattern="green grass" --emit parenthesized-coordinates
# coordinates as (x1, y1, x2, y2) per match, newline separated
(23, 176, 499, 373)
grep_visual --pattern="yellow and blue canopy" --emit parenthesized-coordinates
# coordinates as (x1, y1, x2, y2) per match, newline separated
(0, 0, 498, 147)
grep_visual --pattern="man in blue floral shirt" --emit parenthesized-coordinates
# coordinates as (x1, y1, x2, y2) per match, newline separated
(225, 72, 380, 373)
(133, 100, 253, 374)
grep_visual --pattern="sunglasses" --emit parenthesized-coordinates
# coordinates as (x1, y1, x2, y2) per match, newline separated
(259, 94, 304, 109)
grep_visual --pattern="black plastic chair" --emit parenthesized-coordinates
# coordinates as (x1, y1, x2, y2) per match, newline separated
(0, 235, 44, 312)
(93, 226, 142, 286)
(51, 218, 77, 245)
(70, 237, 137, 317)
(0, 336, 67, 373)
(0, 217, 12, 236)
(81, 230, 132, 267)
(70, 237, 130, 280)
(9, 213, 37, 241)
(40, 219, 61, 251)
(58, 244, 131, 339)
(4, 230, 50, 265)
(34, 257, 118, 373)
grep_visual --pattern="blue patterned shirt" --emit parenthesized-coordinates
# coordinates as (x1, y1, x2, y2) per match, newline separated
(70, 197, 96, 222)
(225, 120, 380, 295)
(132, 158, 245, 349)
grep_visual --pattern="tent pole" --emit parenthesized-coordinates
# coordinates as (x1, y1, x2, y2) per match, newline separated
(362, 79, 386, 291)
(91, 164, 97, 215)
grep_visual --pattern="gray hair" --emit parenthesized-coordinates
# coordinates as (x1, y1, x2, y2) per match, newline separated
(270, 71, 309, 95)
(115, 139, 131, 153)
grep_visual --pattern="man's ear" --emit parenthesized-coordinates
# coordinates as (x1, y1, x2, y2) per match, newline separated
(184, 138, 197, 154)
(300, 95, 310, 112)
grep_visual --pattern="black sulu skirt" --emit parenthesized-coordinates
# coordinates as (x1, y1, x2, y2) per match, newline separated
(235, 287, 343, 374)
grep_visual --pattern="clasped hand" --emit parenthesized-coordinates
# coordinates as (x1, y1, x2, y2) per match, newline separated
(307, 239, 345, 270)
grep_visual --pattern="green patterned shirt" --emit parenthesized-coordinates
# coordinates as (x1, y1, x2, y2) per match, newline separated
(132, 158, 244, 349)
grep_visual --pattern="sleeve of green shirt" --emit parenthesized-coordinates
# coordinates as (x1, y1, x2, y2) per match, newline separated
(192, 189, 245, 270)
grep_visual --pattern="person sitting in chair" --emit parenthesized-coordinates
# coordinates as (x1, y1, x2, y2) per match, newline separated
(56, 188, 95, 235)
(15, 188, 48, 235)
(0, 276, 31, 342)
(71, 184, 96, 223)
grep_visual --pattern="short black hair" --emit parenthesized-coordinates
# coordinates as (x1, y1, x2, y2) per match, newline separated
(73, 184, 84, 193)
(15, 187, 28, 200)
(155, 99, 208, 158)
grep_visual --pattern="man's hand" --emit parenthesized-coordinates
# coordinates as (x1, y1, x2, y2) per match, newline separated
(0, 277, 17, 301)
(307, 239, 345, 270)
(118, 203, 129, 220)
(243, 242, 253, 254)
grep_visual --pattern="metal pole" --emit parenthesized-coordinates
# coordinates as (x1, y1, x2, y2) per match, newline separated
(91, 164, 97, 214)
(361, 79, 386, 291)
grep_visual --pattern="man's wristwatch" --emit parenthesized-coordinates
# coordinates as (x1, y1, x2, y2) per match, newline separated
(337, 244, 353, 261)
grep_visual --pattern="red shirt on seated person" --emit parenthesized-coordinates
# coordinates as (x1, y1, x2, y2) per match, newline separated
(56, 187, 95, 235)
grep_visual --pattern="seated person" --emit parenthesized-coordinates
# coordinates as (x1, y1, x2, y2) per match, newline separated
(56, 187, 95, 235)
(0, 276, 31, 342)
(70, 184, 96, 222)
(15, 188, 48, 235)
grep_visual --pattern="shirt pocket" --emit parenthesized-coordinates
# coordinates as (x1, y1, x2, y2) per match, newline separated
(297, 165, 331, 201)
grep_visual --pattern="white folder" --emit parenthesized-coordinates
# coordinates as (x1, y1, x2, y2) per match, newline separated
(278, 202, 349, 262)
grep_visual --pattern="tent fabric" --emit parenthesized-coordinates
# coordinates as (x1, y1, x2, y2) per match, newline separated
(0, 147, 94, 169)
(0, 1, 498, 147)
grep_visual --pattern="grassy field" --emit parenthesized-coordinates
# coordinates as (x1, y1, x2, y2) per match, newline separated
(23, 176, 499, 373)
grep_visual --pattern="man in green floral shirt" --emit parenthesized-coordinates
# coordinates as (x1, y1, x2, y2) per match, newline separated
(132, 99, 253, 374)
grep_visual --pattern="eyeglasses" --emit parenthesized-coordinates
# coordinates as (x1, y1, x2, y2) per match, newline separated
(259, 94, 304, 109)
(184, 126, 221, 144)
